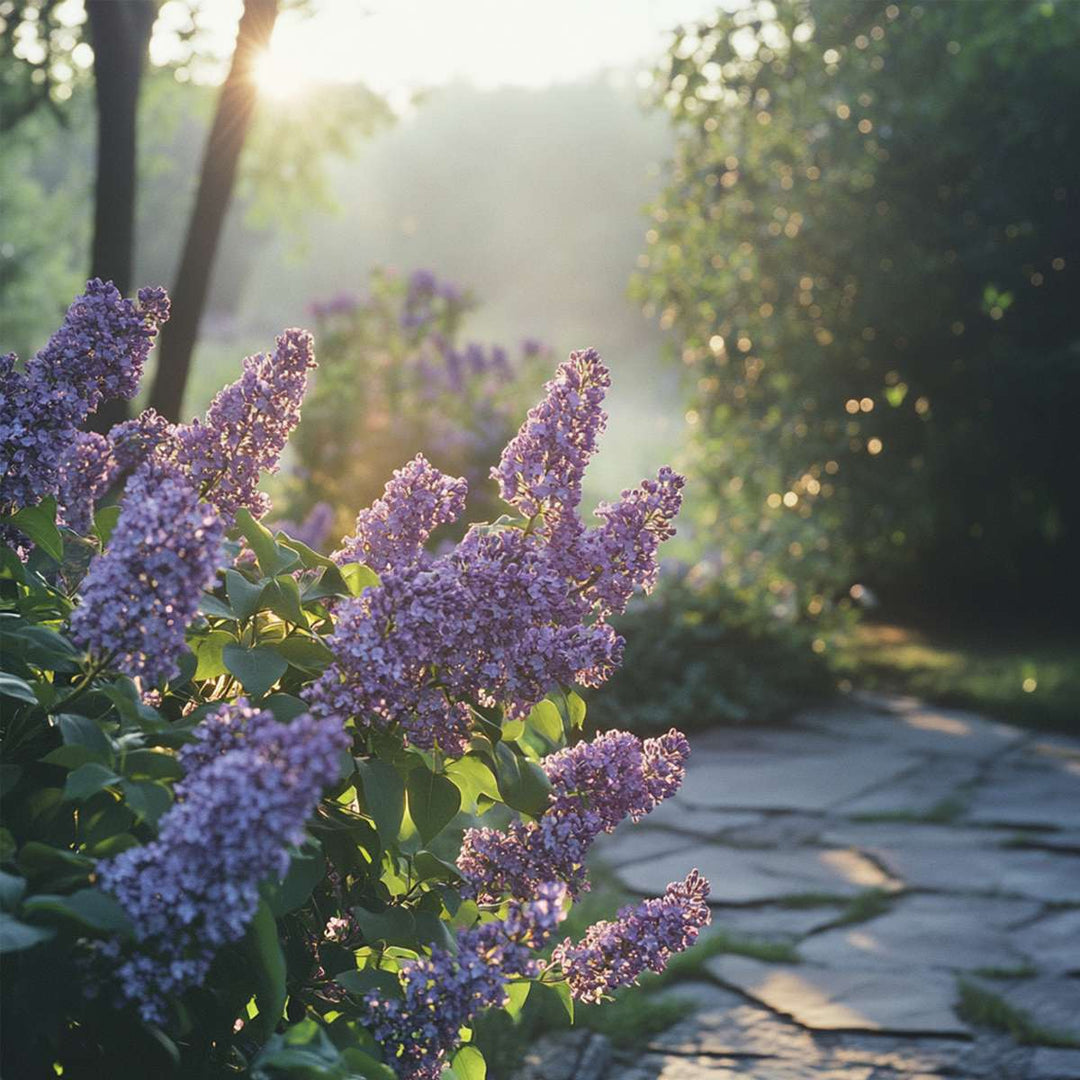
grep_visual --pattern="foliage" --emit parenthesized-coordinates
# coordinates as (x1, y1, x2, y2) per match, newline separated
(283, 269, 551, 543)
(0, 283, 711, 1079)
(637, 0, 1080, 618)
(590, 569, 834, 732)
(955, 979, 1080, 1048)
(830, 621, 1080, 733)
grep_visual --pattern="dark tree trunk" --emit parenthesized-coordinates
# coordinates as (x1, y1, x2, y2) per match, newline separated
(85, 0, 156, 433)
(149, 0, 279, 422)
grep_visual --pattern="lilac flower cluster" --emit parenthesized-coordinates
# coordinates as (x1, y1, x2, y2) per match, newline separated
(491, 348, 611, 529)
(174, 328, 316, 518)
(97, 701, 346, 1024)
(69, 461, 224, 685)
(363, 883, 566, 1080)
(0, 279, 169, 513)
(400, 268, 464, 330)
(57, 409, 174, 534)
(333, 455, 468, 573)
(457, 728, 690, 902)
(551, 871, 711, 1003)
(308, 349, 684, 756)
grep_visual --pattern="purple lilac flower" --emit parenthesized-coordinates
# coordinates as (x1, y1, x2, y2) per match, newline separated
(582, 467, 686, 617)
(69, 460, 224, 685)
(551, 871, 711, 1003)
(98, 702, 347, 1024)
(173, 328, 316, 519)
(491, 348, 610, 529)
(457, 728, 689, 902)
(0, 280, 169, 513)
(332, 455, 468, 573)
(363, 883, 566, 1080)
(56, 409, 176, 535)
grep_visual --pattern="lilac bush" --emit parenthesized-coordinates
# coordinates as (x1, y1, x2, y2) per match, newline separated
(1, 279, 710, 1080)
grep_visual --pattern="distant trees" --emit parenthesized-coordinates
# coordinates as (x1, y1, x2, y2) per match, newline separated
(639, 0, 1080, 618)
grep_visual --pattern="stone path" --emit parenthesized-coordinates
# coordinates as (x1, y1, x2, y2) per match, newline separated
(528, 694, 1080, 1080)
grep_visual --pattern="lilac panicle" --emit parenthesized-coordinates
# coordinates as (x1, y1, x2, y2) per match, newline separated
(69, 460, 224, 685)
(551, 870, 711, 1003)
(56, 409, 175, 535)
(0, 279, 169, 513)
(363, 883, 566, 1080)
(174, 328, 316, 518)
(98, 701, 347, 1024)
(333, 454, 467, 573)
(457, 728, 689, 902)
(492, 348, 610, 528)
(583, 467, 686, 616)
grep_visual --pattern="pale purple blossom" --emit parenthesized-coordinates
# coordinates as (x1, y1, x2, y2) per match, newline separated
(98, 701, 347, 1024)
(551, 870, 711, 1003)
(0, 279, 169, 513)
(173, 328, 316, 518)
(363, 883, 566, 1079)
(69, 460, 224, 685)
(333, 455, 467, 573)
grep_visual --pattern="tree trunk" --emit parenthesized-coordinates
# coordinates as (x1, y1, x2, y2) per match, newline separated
(149, 0, 279, 422)
(86, 0, 156, 433)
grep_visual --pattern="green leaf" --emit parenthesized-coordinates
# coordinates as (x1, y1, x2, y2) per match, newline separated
(446, 756, 500, 814)
(42, 743, 102, 770)
(413, 850, 462, 884)
(0, 871, 26, 911)
(245, 899, 287, 1042)
(339, 561, 381, 597)
(0, 912, 55, 953)
(267, 843, 326, 917)
(190, 629, 235, 680)
(17, 843, 93, 891)
(235, 508, 299, 578)
(0, 766, 21, 798)
(451, 1045, 486, 1080)
(9, 497, 63, 561)
(0, 672, 37, 705)
(263, 693, 310, 722)
(406, 767, 461, 844)
(198, 592, 236, 620)
(121, 750, 182, 781)
(353, 905, 416, 946)
(57, 713, 114, 756)
(273, 635, 334, 673)
(63, 762, 121, 801)
(266, 575, 308, 626)
(552, 688, 587, 732)
(225, 569, 266, 621)
(341, 1048, 397, 1080)
(550, 979, 574, 1022)
(22, 887, 133, 934)
(356, 759, 405, 842)
(526, 700, 563, 745)
(503, 981, 532, 1020)
(92, 504, 123, 547)
(223, 644, 288, 698)
(334, 967, 401, 998)
(120, 779, 173, 824)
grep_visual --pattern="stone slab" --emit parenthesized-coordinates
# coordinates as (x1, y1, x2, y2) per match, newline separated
(966, 757, 1080, 831)
(1013, 908, 1080, 974)
(1031, 1046, 1080, 1079)
(677, 747, 919, 812)
(642, 799, 765, 837)
(867, 843, 1080, 902)
(800, 893, 1040, 972)
(615, 845, 898, 905)
(709, 903, 845, 939)
(998, 976, 1080, 1042)
(832, 757, 979, 818)
(593, 828, 697, 868)
(708, 955, 971, 1036)
(821, 821, 1013, 850)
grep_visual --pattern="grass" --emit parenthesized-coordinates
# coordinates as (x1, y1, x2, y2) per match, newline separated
(850, 796, 966, 826)
(776, 888, 896, 928)
(971, 964, 1038, 980)
(831, 621, 1080, 733)
(955, 979, 1080, 1047)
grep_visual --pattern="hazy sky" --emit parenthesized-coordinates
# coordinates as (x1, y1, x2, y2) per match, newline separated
(161, 0, 721, 105)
